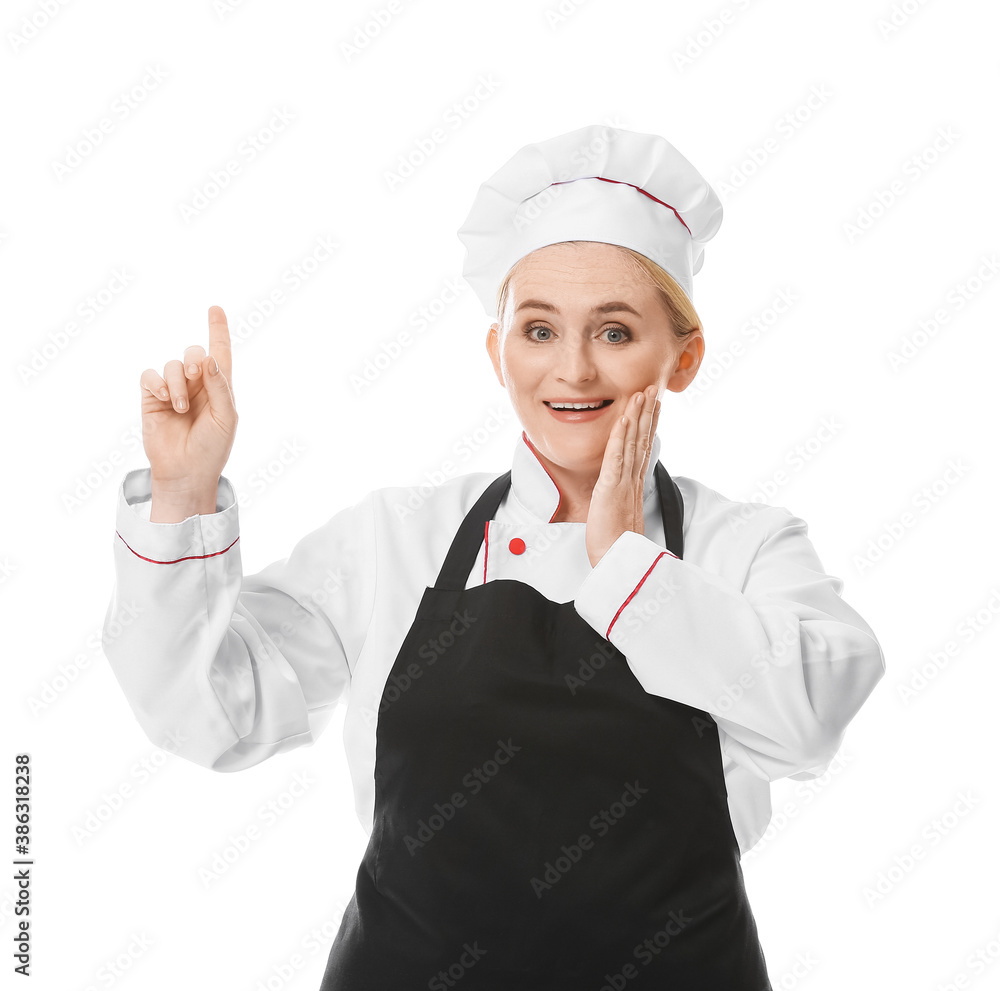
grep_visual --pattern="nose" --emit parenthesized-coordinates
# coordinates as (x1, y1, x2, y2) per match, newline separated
(554, 340, 598, 384)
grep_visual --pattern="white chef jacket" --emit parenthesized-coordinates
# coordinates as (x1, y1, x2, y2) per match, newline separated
(102, 429, 885, 856)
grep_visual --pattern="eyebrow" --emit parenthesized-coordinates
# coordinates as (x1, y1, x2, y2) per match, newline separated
(513, 299, 642, 318)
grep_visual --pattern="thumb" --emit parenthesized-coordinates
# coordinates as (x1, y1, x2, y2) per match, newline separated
(201, 354, 237, 425)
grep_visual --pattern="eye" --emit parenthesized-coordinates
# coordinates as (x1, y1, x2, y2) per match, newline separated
(522, 323, 632, 344)
(601, 324, 631, 344)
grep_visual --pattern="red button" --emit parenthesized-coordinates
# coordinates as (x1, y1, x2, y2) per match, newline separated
(508, 537, 526, 555)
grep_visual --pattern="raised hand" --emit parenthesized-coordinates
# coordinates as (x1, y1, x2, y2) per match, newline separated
(585, 383, 661, 568)
(138, 305, 238, 520)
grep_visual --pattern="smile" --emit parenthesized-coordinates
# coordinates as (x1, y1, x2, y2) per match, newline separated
(543, 400, 614, 410)
(543, 399, 614, 423)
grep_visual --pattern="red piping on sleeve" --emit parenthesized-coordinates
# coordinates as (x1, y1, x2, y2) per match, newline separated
(116, 530, 239, 565)
(483, 520, 490, 584)
(605, 551, 667, 640)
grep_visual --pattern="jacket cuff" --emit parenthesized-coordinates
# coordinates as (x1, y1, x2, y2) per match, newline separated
(575, 529, 679, 642)
(114, 467, 240, 564)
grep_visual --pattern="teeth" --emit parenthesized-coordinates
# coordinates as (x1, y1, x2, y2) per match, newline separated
(548, 401, 606, 410)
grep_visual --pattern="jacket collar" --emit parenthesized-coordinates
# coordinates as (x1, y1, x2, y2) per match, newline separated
(510, 429, 662, 523)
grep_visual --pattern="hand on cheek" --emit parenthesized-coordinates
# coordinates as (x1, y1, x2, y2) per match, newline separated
(585, 384, 661, 568)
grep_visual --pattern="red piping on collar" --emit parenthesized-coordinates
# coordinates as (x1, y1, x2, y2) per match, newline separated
(522, 430, 659, 523)
(549, 176, 692, 235)
(521, 431, 562, 524)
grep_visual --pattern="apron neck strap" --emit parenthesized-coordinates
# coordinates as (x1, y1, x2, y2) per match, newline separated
(434, 460, 685, 591)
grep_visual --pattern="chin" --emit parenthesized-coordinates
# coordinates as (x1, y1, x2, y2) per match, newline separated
(539, 433, 608, 465)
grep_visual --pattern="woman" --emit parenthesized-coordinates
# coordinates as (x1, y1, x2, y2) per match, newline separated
(103, 124, 885, 989)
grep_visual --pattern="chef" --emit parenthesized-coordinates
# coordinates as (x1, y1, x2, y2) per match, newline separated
(103, 123, 885, 989)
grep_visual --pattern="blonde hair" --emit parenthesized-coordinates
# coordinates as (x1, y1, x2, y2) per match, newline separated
(495, 241, 702, 342)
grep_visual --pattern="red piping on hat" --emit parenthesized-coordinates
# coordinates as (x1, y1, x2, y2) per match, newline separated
(549, 176, 692, 236)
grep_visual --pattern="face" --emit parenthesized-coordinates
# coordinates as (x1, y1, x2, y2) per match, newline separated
(486, 241, 703, 477)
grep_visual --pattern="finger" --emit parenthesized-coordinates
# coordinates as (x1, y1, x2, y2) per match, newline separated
(636, 384, 656, 467)
(140, 368, 170, 404)
(162, 359, 189, 412)
(621, 391, 642, 481)
(637, 393, 657, 484)
(198, 348, 238, 423)
(599, 404, 629, 489)
(183, 344, 206, 379)
(640, 399, 659, 500)
(619, 393, 642, 481)
(208, 305, 233, 384)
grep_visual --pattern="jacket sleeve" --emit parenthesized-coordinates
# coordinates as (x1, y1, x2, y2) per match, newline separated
(573, 506, 885, 783)
(101, 467, 376, 772)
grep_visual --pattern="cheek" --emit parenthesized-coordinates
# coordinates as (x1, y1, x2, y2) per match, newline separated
(499, 347, 535, 397)
(635, 349, 676, 390)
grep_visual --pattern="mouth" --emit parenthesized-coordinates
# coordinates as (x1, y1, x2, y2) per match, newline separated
(543, 399, 614, 410)
(542, 398, 615, 423)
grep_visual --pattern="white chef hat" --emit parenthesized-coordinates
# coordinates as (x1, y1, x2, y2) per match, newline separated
(457, 123, 723, 321)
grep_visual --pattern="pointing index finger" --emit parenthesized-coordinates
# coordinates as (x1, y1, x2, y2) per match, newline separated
(207, 305, 233, 383)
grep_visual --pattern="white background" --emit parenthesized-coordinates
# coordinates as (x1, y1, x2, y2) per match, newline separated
(3, 0, 999, 988)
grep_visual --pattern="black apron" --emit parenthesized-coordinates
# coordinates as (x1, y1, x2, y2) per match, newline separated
(320, 462, 772, 990)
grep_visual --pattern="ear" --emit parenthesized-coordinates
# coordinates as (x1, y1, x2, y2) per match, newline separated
(664, 330, 704, 394)
(486, 322, 505, 388)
